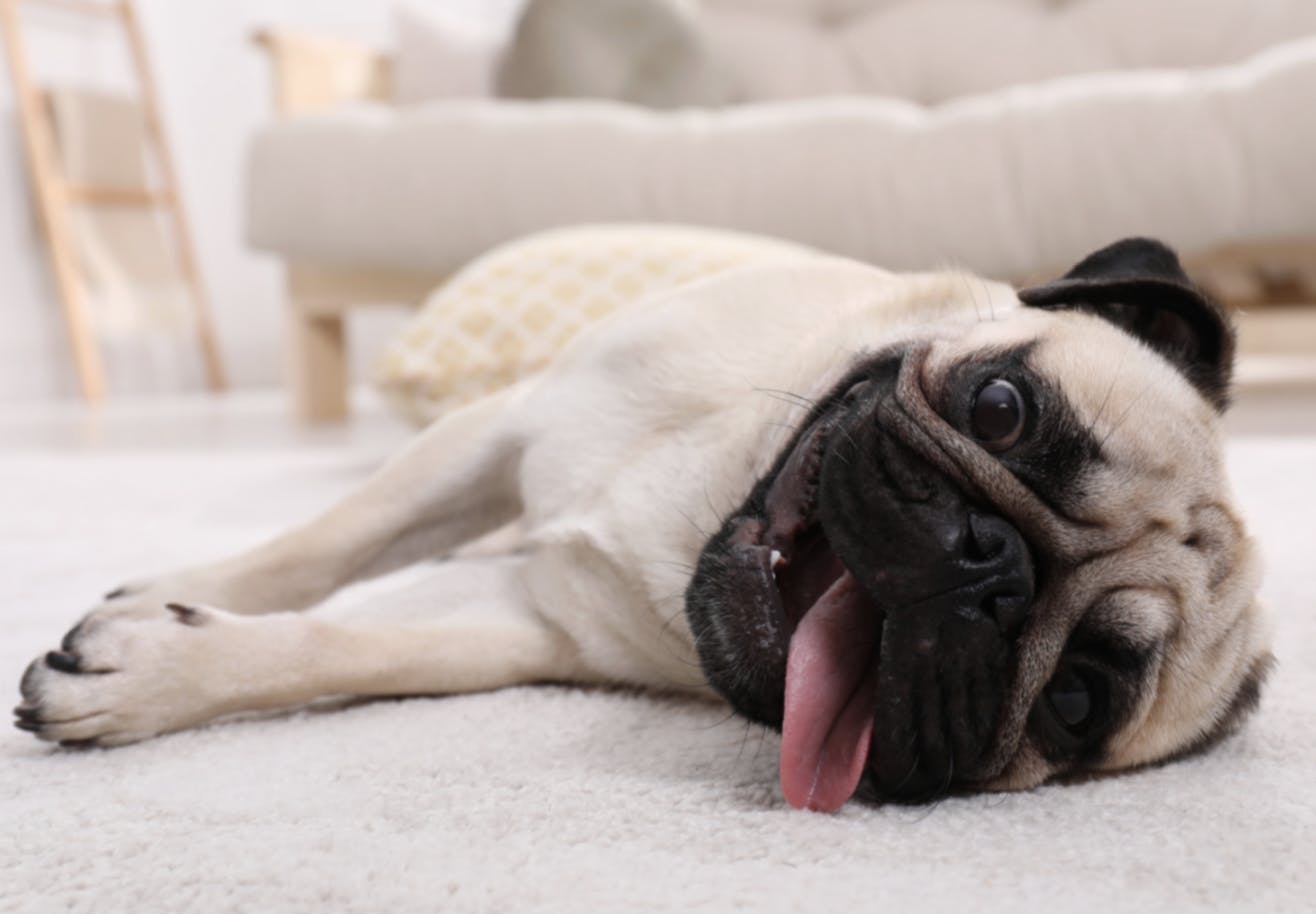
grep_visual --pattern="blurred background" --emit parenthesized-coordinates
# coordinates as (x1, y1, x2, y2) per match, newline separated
(2, 0, 1315, 438)
(0, 0, 515, 408)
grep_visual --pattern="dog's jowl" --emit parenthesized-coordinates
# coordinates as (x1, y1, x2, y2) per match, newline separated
(16, 237, 1271, 813)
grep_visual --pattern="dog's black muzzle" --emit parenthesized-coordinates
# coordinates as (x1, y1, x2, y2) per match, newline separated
(818, 373, 1036, 800)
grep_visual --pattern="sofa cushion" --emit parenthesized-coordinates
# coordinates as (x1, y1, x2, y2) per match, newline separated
(495, 0, 1316, 106)
(708, 1, 1109, 104)
(246, 35, 1316, 283)
(723, 0, 1316, 103)
(375, 224, 813, 424)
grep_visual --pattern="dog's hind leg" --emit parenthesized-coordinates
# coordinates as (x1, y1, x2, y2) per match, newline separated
(103, 382, 536, 616)
(18, 555, 585, 746)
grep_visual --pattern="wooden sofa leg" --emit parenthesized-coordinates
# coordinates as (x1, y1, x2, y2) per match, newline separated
(283, 262, 446, 423)
(290, 307, 348, 423)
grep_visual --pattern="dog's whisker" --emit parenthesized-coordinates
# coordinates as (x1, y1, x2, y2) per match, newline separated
(833, 422, 860, 467)
(1097, 386, 1151, 452)
(653, 606, 710, 675)
(650, 562, 699, 577)
(671, 504, 713, 540)
(764, 415, 816, 436)
(692, 705, 743, 731)
(701, 483, 740, 530)
(656, 597, 691, 626)
(939, 738, 955, 799)
(734, 717, 756, 764)
(908, 794, 948, 823)
(1087, 344, 1130, 439)
(753, 387, 818, 411)
(959, 272, 984, 324)
(979, 275, 997, 322)
(892, 749, 923, 798)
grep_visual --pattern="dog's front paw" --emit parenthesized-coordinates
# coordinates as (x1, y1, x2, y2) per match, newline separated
(14, 602, 241, 747)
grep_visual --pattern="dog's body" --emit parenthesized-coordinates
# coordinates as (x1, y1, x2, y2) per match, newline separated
(16, 239, 1271, 811)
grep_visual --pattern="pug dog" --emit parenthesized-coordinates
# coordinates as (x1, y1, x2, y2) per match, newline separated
(14, 237, 1272, 812)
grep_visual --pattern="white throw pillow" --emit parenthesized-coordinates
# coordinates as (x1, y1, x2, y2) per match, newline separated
(392, 3, 507, 103)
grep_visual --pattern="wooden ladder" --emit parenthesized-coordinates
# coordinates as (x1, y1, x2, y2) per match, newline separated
(0, 0, 225, 399)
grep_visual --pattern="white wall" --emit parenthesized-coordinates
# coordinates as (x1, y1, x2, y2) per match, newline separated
(0, 0, 519, 403)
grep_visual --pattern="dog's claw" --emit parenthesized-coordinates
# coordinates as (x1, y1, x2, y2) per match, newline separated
(13, 705, 39, 721)
(165, 603, 205, 626)
(13, 718, 42, 732)
(103, 586, 130, 601)
(60, 622, 86, 652)
(45, 651, 81, 673)
(20, 660, 42, 702)
(59, 738, 98, 749)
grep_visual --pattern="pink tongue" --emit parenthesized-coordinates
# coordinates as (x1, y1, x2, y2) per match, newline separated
(780, 571, 882, 812)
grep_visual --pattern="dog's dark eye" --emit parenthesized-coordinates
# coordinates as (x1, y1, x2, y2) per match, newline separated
(1046, 668, 1093, 731)
(1031, 660, 1115, 759)
(971, 379, 1025, 451)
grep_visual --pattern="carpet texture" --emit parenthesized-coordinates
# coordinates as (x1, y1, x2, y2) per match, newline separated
(2, 440, 1313, 913)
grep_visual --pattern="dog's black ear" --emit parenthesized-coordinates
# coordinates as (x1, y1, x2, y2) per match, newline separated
(1018, 238, 1235, 411)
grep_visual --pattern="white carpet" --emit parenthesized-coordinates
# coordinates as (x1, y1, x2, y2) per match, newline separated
(2, 438, 1314, 914)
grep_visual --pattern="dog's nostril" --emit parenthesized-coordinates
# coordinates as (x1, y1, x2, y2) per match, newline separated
(966, 512, 1009, 561)
(984, 591, 1030, 634)
(962, 512, 1034, 634)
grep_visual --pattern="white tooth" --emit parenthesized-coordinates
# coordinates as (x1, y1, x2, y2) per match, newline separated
(770, 549, 784, 569)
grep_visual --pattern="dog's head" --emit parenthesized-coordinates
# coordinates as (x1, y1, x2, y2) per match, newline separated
(685, 238, 1271, 810)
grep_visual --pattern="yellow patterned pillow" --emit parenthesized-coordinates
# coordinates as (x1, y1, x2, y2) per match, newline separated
(375, 224, 817, 424)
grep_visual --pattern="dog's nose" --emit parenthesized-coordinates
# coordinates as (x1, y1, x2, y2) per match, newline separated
(965, 512, 1034, 635)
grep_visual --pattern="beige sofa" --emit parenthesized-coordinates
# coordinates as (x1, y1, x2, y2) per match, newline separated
(248, 0, 1316, 420)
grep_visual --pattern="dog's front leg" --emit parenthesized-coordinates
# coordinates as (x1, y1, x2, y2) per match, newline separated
(104, 383, 533, 616)
(17, 385, 542, 741)
(17, 556, 582, 746)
